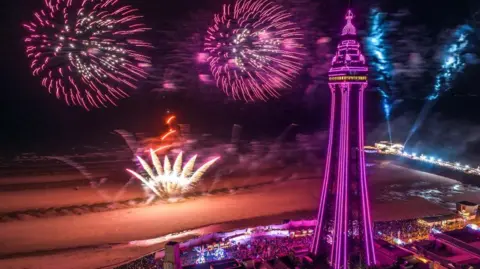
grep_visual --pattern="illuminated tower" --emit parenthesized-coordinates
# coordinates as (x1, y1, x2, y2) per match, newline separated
(311, 10, 376, 268)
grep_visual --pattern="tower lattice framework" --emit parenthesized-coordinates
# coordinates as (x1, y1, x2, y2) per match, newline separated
(310, 10, 376, 269)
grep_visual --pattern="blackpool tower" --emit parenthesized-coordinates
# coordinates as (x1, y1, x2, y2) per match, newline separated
(311, 10, 376, 268)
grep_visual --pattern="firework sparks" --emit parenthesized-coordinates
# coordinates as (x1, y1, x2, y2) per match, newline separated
(126, 150, 219, 199)
(148, 114, 179, 152)
(204, 0, 304, 101)
(366, 8, 395, 142)
(405, 24, 474, 146)
(23, 0, 153, 110)
(428, 25, 473, 101)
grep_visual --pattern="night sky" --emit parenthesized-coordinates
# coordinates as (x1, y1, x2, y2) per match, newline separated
(0, 0, 478, 155)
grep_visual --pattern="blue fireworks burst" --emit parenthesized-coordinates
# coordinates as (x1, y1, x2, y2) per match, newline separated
(366, 8, 395, 141)
(428, 24, 474, 100)
(405, 24, 474, 146)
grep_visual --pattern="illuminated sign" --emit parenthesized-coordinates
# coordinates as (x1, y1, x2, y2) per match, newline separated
(329, 75, 367, 81)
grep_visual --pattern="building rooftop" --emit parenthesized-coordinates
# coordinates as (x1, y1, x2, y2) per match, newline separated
(446, 229, 480, 243)
(458, 201, 478, 206)
(419, 214, 462, 223)
(183, 259, 244, 269)
(376, 240, 411, 259)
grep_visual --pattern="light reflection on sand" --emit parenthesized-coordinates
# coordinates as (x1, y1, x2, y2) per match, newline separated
(370, 162, 480, 210)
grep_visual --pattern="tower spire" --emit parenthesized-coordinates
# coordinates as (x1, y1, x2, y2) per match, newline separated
(342, 10, 357, 36)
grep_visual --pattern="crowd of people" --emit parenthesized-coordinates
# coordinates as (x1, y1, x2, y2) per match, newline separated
(178, 233, 312, 266)
(117, 254, 159, 269)
(118, 219, 461, 268)
(117, 231, 312, 269)
(375, 219, 431, 243)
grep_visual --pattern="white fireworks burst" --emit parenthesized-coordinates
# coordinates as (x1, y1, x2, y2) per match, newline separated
(126, 150, 219, 199)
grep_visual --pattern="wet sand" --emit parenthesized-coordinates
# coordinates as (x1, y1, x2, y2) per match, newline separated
(0, 161, 478, 268)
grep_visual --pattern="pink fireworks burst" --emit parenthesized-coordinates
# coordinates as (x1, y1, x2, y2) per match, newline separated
(204, 0, 304, 101)
(23, 0, 153, 110)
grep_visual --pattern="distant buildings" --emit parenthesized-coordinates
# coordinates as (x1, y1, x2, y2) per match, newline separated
(457, 201, 478, 220)
(375, 240, 413, 266)
(417, 214, 464, 228)
(424, 229, 480, 267)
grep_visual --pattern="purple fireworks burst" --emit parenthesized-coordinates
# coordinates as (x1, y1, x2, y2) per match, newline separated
(204, 0, 305, 101)
(23, 0, 153, 110)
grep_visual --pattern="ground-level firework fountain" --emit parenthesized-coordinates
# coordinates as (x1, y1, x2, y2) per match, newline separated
(127, 150, 219, 202)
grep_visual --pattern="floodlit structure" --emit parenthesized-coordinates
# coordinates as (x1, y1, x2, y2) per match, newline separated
(371, 141, 480, 177)
(417, 214, 464, 228)
(311, 10, 376, 268)
(375, 141, 404, 153)
(457, 201, 478, 220)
